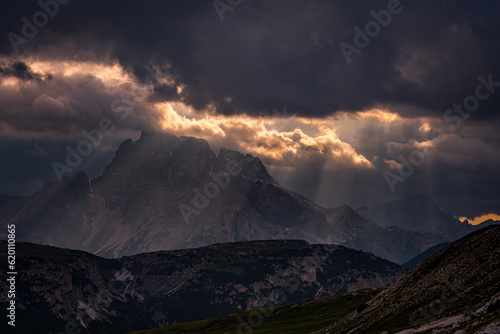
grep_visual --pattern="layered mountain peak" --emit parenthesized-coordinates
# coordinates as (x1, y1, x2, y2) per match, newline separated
(98, 131, 215, 185)
(216, 147, 274, 186)
(96, 132, 273, 191)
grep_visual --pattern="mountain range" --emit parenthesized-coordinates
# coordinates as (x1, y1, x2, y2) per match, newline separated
(0, 131, 493, 264)
(126, 225, 500, 334)
(1, 132, 498, 334)
(0, 239, 405, 334)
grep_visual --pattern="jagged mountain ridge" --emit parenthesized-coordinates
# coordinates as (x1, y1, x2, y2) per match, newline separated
(0, 132, 464, 263)
(0, 239, 406, 334)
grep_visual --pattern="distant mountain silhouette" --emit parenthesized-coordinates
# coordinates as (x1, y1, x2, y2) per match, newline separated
(358, 192, 478, 241)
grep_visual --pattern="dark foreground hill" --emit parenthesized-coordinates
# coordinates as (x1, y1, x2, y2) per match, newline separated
(402, 242, 451, 269)
(0, 239, 405, 334)
(135, 225, 500, 334)
(318, 224, 500, 334)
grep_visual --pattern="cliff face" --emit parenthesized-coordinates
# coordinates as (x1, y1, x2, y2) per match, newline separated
(0, 239, 406, 334)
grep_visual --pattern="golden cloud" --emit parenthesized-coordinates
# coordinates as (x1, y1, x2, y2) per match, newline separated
(458, 213, 500, 225)
(1, 57, 454, 173)
(355, 109, 401, 122)
(156, 102, 373, 170)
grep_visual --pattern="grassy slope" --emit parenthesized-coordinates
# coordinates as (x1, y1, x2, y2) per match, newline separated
(128, 289, 382, 334)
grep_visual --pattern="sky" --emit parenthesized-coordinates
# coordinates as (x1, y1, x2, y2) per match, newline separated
(0, 0, 499, 221)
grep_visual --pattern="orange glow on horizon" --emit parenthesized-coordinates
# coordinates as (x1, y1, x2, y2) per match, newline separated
(458, 213, 500, 225)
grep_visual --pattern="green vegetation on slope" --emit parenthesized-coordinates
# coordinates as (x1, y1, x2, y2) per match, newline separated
(128, 288, 382, 334)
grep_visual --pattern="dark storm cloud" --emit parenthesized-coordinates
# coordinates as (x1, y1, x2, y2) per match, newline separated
(0, 60, 46, 81)
(0, 62, 161, 135)
(2, 0, 500, 119)
(0, 0, 498, 218)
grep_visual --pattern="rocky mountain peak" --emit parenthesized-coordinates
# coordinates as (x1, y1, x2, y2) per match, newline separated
(98, 132, 275, 187)
(96, 132, 216, 187)
(216, 147, 273, 186)
(39, 169, 90, 200)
